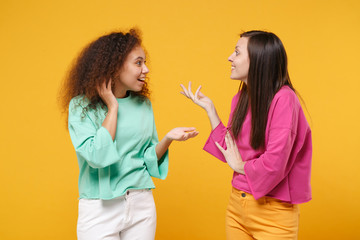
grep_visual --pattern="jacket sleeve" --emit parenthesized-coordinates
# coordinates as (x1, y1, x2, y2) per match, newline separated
(244, 94, 299, 199)
(142, 105, 169, 179)
(68, 100, 120, 169)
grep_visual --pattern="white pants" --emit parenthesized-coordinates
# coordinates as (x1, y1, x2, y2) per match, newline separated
(77, 189, 157, 240)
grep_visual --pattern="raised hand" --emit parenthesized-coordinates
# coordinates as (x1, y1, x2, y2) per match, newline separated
(97, 80, 118, 140)
(97, 79, 118, 109)
(180, 82, 214, 112)
(180, 81, 220, 130)
(166, 127, 199, 141)
(215, 131, 245, 174)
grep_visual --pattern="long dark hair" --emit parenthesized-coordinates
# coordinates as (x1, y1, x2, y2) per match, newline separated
(230, 30, 295, 150)
(59, 28, 150, 124)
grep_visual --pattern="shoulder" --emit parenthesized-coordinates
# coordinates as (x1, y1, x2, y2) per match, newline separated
(274, 85, 297, 100)
(267, 86, 303, 130)
(68, 95, 105, 126)
(272, 86, 300, 110)
(69, 95, 89, 112)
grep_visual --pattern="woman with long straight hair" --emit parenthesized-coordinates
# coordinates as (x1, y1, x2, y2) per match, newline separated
(60, 29, 198, 240)
(181, 30, 312, 240)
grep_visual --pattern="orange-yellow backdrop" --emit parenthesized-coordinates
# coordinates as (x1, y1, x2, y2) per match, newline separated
(1, 0, 359, 239)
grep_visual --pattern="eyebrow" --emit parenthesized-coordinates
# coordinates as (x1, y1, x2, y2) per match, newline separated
(135, 56, 144, 60)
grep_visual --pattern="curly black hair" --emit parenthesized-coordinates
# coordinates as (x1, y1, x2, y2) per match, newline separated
(59, 28, 150, 124)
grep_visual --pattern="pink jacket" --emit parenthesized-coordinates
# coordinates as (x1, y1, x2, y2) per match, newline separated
(203, 86, 312, 204)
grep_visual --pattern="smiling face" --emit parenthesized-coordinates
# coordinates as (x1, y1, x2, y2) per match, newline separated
(114, 45, 149, 98)
(228, 37, 250, 83)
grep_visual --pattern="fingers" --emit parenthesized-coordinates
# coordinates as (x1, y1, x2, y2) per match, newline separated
(170, 127, 199, 141)
(180, 84, 190, 98)
(187, 81, 195, 100)
(180, 82, 203, 103)
(194, 85, 202, 100)
(97, 80, 110, 95)
(106, 79, 112, 90)
(198, 91, 205, 97)
(187, 131, 199, 139)
(97, 81, 105, 95)
(182, 128, 199, 140)
(183, 127, 196, 132)
(224, 132, 231, 150)
(226, 131, 236, 149)
(225, 132, 232, 149)
(215, 142, 225, 154)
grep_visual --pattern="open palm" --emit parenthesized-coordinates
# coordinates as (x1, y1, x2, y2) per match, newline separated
(166, 127, 199, 141)
(180, 82, 213, 111)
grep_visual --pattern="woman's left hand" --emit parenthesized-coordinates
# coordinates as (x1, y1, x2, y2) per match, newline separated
(155, 127, 199, 160)
(166, 127, 199, 141)
(215, 131, 245, 174)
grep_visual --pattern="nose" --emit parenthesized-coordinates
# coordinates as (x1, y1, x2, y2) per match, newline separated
(228, 53, 234, 62)
(142, 64, 149, 74)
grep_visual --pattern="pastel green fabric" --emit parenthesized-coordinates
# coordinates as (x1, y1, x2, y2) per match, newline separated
(68, 94, 169, 200)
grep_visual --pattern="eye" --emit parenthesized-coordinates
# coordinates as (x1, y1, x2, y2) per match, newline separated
(136, 61, 142, 66)
(235, 51, 240, 56)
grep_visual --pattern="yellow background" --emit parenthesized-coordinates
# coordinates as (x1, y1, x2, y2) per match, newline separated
(1, 0, 359, 239)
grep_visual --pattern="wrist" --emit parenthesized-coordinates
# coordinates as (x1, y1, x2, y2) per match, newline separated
(236, 161, 245, 175)
(206, 104, 216, 115)
(164, 133, 174, 142)
(107, 102, 118, 111)
(107, 107, 118, 116)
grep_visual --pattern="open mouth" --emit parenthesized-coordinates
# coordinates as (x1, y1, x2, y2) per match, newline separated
(137, 78, 145, 82)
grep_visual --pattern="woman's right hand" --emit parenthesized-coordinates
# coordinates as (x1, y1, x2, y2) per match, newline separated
(97, 80, 118, 110)
(180, 82, 214, 113)
(97, 80, 118, 141)
(180, 81, 221, 130)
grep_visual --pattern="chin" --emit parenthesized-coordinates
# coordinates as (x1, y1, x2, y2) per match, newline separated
(135, 87, 144, 92)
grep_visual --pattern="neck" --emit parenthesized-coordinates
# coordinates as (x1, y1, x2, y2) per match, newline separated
(114, 87, 127, 98)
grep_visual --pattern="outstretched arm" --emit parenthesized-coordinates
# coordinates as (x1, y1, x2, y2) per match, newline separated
(180, 82, 221, 130)
(155, 127, 199, 160)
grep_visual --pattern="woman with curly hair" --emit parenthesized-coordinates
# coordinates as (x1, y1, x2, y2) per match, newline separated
(181, 30, 312, 239)
(60, 29, 198, 240)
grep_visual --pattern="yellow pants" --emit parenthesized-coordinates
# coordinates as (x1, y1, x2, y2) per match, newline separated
(226, 187, 300, 240)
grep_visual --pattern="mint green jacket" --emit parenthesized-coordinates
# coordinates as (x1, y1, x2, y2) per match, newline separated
(68, 94, 169, 199)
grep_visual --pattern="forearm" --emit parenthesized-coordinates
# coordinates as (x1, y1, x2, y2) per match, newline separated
(206, 105, 221, 130)
(101, 106, 118, 141)
(155, 136, 173, 160)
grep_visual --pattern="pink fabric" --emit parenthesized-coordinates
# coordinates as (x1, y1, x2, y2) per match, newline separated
(203, 86, 312, 204)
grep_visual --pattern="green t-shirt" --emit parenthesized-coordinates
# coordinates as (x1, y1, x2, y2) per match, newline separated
(68, 93, 168, 200)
